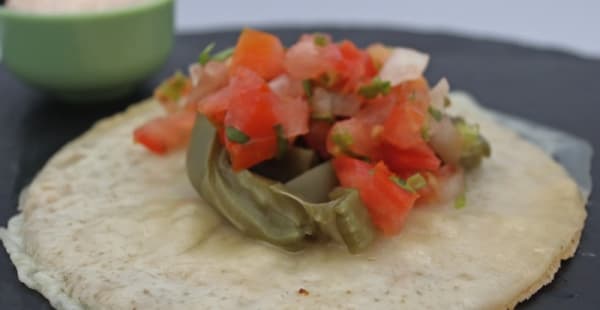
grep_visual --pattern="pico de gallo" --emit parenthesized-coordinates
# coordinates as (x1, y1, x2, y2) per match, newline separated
(133, 29, 490, 251)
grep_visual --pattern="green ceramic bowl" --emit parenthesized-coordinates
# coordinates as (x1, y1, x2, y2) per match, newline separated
(0, 0, 174, 102)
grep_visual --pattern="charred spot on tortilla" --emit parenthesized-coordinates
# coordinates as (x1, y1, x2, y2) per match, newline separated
(298, 288, 310, 296)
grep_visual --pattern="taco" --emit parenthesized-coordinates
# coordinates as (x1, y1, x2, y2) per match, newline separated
(0, 29, 586, 309)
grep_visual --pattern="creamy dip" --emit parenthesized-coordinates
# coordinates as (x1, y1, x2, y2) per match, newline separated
(5, 0, 152, 13)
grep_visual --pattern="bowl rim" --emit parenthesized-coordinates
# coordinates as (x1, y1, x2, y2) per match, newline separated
(0, 0, 173, 20)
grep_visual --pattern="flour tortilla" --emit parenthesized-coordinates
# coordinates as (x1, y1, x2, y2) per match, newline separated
(0, 93, 586, 310)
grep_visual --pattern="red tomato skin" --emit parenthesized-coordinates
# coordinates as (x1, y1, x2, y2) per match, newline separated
(325, 95, 397, 160)
(382, 103, 427, 150)
(198, 87, 232, 126)
(226, 138, 278, 171)
(333, 155, 373, 188)
(230, 28, 285, 80)
(368, 162, 418, 235)
(304, 120, 333, 159)
(379, 78, 431, 150)
(272, 96, 310, 138)
(393, 77, 431, 110)
(333, 40, 374, 92)
(133, 110, 196, 154)
(326, 118, 380, 160)
(333, 157, 418, 235)
(198, 67, 265, 126)
(382, 142, 441, 173)
(284, 35, 340, 80)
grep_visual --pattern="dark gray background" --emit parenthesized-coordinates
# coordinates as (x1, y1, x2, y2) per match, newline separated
(1, 27, 598, 309)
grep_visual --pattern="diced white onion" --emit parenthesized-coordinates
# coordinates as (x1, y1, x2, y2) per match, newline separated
(312, 88, 333, 118)
(312, 88, 362, 118)
(438, 167, 465, 204)
(268, 74, 290, 95)
(189, 63, 203, 86)
(378, 47, 430, 86)
(429, 116, 463, 165)
(185, 61, 228, 106)
(430, 78, 450, 110)
(331, 94, 361, 117)
(268, 74, 304, 98)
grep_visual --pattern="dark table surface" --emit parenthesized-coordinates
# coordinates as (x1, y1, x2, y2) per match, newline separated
(1, 27, 598, 309)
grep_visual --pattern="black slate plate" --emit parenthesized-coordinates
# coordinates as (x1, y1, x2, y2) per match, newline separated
(1, 27, 598, 309)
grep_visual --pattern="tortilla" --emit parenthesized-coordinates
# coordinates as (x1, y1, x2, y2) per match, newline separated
(0, 93, 586, 310)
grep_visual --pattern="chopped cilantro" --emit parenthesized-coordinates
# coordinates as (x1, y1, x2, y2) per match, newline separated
(444, 97, 452, 107)
(212, 47, 235, 62)
(155, 71, 190, 102)
(198, 42, 235, 65)
(273, 124, 288, 159)
(454, 191, 467, 209)
(407, 173, 427, 190)
(421, 126, 430, 141)
(331, 131, 369, 160)
(198, 43, 216, 65)
(225, 126, 250, 144)
(318, 72, 338, 87)
(390, 176, 415, 193)
(302, 79, 313, 98)
(358, 78, 391, 99)
(428, 106, 443, 122)
(408, 90, 417, 102)
(332, 131, 353, 150)
(314, 34, 328, 47)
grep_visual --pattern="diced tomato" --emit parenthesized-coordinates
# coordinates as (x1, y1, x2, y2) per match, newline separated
(230, 28, 285, 80)
(333, 155, 373, 188)
(224, 74, 280, 170)
(382, 103, 427, 149)
(326, 117, 380, 160)
(285, 38, 375, 92)
(198, 67, 265, 126)
(392, 77, 430, 110)
(332, 40, 377, 92)
(284, 35, 340, 80)
(356, 93, 397, 123)
(382, 142, 441, 173)
(304, 120, 333, 159)
(272, 96, 310, 138)
(184, 62, 229, 111)
(217, 127, 226, 145)
(226, 137, 278, 171)
(379, 77, 431, 150)
(133, 110, 196, 155)
(325, 94, 396, 160)
(198, 86, 233, 126)
(334, 156, 418, 234)
(222, 68, 309, 170)
(335, 41, 364, 77)
(363, 56, 379, 79)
